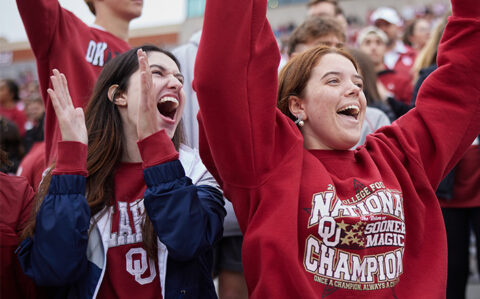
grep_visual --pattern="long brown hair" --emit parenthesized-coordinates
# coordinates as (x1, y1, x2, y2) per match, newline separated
(411, 12, 450, 84)
(277, 45, 359, 122)
(23, 45, 185, 259)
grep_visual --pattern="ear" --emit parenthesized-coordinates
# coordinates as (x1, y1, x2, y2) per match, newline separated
(288, 95, 307, 121)
(107, 84, 127, 107)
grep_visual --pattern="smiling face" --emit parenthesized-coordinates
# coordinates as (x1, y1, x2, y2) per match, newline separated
(121, 51, 185, 139)
(293, 53, 366, 150)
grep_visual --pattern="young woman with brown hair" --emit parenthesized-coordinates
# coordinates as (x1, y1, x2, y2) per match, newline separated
(194, 0, 480, 297)
(17, 45, 225, 298)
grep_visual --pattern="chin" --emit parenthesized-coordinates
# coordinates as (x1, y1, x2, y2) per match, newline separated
(334, 136, 360, 150)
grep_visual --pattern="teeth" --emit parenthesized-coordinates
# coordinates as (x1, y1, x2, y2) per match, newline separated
(338, 105, 359, 114)
(159, 96, 179, 109)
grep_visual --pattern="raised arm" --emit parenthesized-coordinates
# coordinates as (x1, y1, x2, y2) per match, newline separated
(381, 0, 480, 188)
(194, 0, 300, 187)
(17, 70, 90, 285)
(16, 0, 64, 58)
(139, 133, 225, 261)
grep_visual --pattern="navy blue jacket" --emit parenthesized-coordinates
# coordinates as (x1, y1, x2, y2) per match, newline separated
(18, 145, 226, 298)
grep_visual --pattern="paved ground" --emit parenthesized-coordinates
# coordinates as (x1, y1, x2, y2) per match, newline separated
(467, 282, 480, 299)
(467, 274, 480, 299)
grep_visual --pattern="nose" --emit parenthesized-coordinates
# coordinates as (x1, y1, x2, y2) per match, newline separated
(345, 81, 361, 97)
(166, 74, 182, 90)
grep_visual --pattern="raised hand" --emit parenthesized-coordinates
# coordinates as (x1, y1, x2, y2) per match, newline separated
(47, 69, 88, 145)
(136, 49, 162, 140)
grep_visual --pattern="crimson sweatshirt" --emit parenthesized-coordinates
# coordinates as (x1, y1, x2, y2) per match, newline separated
(17, 0, 130, 165)
(194, 0, 480, 298)
(0, 173, 35, 298)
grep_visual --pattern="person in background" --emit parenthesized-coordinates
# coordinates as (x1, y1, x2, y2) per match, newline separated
(287, 17, 391, 147)
(357, 26, 413, 106)
(22, 96, 45, 154)
(17, 45, 226, 298)
(0, 116, 24, 174)
(286, 16, 345, 57)
(306, 0, 336, 18)
(370, 7, 416, 78)
(440, 136, 480, 299)
(0, 79, 27, 137)
(410, 13, 449, 104)
(17, 141, 45, 192)
(173, 31, 248, 299)
(16, 96, 46, 191)
(16, 0, 143, 166)
(306, 0, 347, 31)
(0, 149, 36, 299)
(402, 18, 431, 52)
(194, 0, 479, 297)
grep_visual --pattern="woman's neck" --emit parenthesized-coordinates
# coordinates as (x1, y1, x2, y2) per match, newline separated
(121, 125, 142, 163)
(94, 14, 129, 41)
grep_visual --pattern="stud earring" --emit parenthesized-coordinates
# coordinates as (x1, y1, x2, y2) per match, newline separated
(294, 114, 304, 127)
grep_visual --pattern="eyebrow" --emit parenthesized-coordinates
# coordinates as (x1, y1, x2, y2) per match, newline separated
(321, 71, 363, 82)
(321, 71, 341, 79)
(149, 64, 184, 81)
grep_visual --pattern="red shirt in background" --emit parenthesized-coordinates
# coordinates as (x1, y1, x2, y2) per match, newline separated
(0, 172, 36, 298)
(17, 141, 46, 192)
(378, 68, 414, 105)
(0, 106, 27, 136)
(439, 144, 480, 208)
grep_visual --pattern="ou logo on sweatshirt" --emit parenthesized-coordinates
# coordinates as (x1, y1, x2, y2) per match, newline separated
(126, 247, 157, 285)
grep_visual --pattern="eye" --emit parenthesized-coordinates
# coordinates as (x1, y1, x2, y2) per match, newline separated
(355, 82, 364, 89)
(151, 70, 163, 76)
(327, 78, 339, 85)
(176, 75, 185, 85)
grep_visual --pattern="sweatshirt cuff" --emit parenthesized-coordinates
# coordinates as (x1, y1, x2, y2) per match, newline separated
(452, 0, 480, 19)
(137, 130, 179, 168)
(52, 141, 88, 176)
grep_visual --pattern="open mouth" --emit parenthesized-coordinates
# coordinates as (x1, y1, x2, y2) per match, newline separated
(157, 96, 179, 120)
(337, 105, 360, 120)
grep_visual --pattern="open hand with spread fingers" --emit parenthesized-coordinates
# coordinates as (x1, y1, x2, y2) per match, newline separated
(47, 69, 88, 145)
(136, 49, 160, 140)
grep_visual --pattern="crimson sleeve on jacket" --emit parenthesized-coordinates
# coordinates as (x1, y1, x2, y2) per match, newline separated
(137, 130, 179, 168)
(194, 0, 301, 188)
(52, 141, 88, 176)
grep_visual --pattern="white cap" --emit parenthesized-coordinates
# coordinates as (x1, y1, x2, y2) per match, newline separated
(370, 7, 403, 27)
(356, 26, 388, 46)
